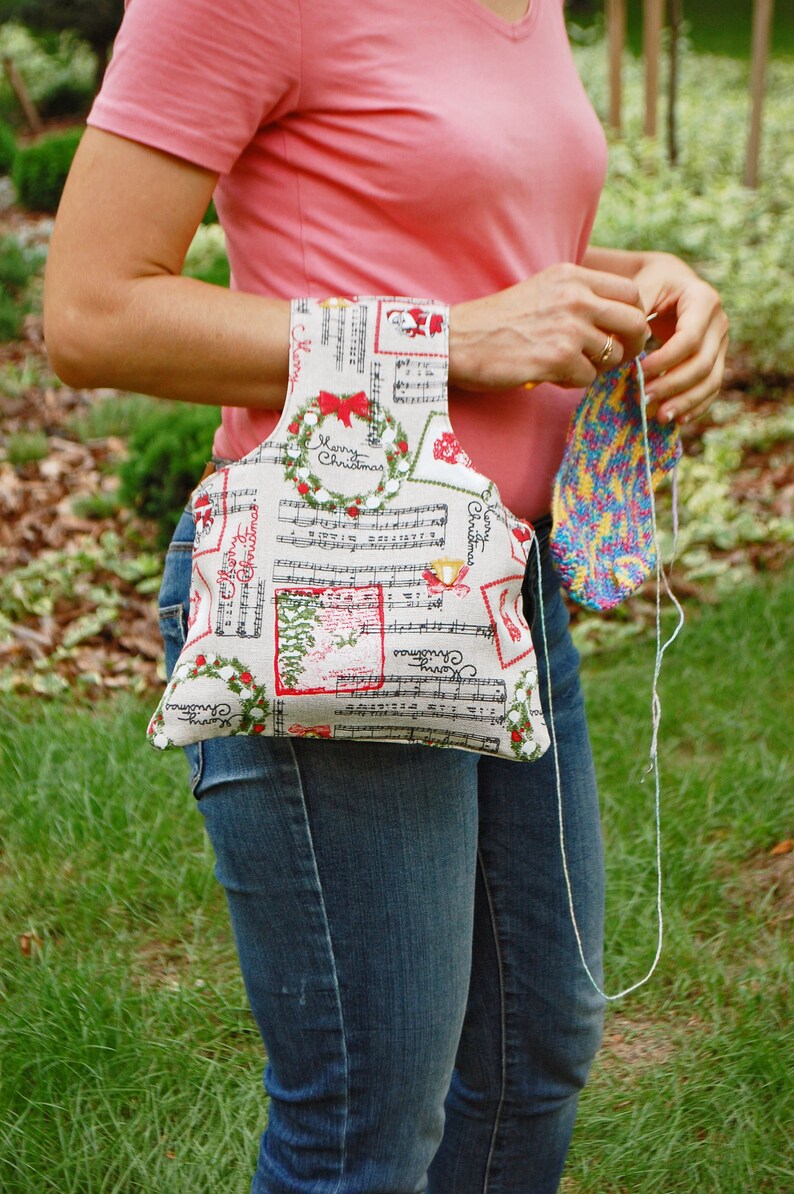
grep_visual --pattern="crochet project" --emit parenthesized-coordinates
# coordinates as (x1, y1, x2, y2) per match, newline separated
(550, 358, 681, 610)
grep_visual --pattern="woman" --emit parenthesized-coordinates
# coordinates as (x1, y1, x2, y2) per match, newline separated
(43, 0, 728, 1190)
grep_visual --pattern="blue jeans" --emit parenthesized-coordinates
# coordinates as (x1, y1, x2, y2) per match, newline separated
(159, 508, 605, 1193)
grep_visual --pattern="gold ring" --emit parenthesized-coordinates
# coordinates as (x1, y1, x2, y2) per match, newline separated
(591, 333, 614, 366)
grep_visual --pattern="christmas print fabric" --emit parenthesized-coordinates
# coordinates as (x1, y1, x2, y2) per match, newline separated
(148, 296, 550, 762)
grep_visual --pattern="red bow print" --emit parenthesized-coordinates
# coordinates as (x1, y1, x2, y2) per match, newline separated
(421, 566, 471, 598)
(288, 723, 333, 739)
(317, 391, 369, 428)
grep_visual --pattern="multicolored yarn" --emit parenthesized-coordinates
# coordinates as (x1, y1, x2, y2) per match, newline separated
(550, 357, 681, 610)
(544, 355, 686, 999)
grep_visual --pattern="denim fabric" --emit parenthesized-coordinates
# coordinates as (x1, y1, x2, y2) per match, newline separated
(158, 508, 605, 1193)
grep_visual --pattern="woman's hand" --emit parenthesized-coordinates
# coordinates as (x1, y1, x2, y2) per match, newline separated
(449, 262, 652, 392)
(632, 252, 729, 425)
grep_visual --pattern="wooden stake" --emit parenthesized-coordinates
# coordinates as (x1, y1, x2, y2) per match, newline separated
(643, 0, 664, 138)
(607, 0, 626, 135)
(2, 56, 43, 135)
(745, 0, 774, 188)
(668, 0, 683, 164)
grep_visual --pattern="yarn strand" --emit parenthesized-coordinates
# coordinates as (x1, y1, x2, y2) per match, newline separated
(538, 357, 685, 1002)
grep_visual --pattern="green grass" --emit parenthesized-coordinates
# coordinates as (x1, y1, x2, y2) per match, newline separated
(566, 570, 794, 1192)
(0, 699, 265, 1192)
(4, 430, 49, 467)
(1, 572, 792, 1191)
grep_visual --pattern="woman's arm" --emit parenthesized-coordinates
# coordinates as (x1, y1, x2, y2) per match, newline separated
(47, 131, 653, 410)
(44, 128, 291, 409)
(47, 130, 722, 426)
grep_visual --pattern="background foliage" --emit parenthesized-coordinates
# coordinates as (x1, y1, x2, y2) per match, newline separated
(566, 0, 794, 59)
(0, 20, 97, 123)
(11, 126, 82, 212)
(0, 2, 120, 87)
(571, 40, 794, 373)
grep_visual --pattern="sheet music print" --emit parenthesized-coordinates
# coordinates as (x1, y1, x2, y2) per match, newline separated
(316, 298, 368, 378)
(367, 361, 386, 444)
(348, 303, 368, 374)
(271, 558, 444, 610)
(277, 500, 448, 553)
(215, 576, 266, 639)
(239, 442, 288, 468)
(272, 699, 286, 737)
(321, 303, 347, 374)
(392, 357, 447, 405)
(384, 619, 493, 638)
(332, 723, 501, 754)
(187, 479, 264, 645)
(334, 673, 507, 730)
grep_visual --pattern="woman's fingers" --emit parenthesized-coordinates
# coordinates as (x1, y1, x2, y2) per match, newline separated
(650, 328, 729, 424)
(641, 279, 727, 382)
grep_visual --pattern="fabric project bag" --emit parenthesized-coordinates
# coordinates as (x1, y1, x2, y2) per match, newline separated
(148, 296, 550, 763)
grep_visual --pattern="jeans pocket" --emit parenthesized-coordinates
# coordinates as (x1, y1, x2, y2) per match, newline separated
(522, 515, 553, 631)
(157, 543, 204, 796)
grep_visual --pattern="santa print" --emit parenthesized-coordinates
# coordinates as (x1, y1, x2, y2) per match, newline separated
(284, 389, 410, 516)
(387, 306, 446, 338)
(432, 431, 472, 468)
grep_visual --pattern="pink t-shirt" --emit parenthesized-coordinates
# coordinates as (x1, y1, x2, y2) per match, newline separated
(87, 0, 607, 520)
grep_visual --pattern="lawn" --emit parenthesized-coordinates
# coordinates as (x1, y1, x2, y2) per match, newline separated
(1, 570, 791, 1192)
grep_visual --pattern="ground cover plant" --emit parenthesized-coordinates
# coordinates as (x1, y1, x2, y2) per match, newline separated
(0, 571, 791, 1192)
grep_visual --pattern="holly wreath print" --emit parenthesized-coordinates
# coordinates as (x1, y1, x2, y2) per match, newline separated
(148, 654, 271, 748)
(507, 668, 545, 762)
(284, 389, 411, 517)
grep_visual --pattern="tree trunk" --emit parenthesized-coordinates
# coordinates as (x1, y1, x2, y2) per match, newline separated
(745, 0, 774, 188)
(643, 0, 664, 138)
(667, 0, 683, 164)
(2, 55, 43, 134)
(607, 0, 626, 135)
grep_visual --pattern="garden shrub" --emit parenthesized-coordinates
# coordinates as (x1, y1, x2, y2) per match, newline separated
(0, 234, 45, 340)
(12, 127, 83, 213)
(119, 401, 221, 547)
(0, 21, 97, 110)
(38, 77, 94, 119)
(0, 120, 17, 174)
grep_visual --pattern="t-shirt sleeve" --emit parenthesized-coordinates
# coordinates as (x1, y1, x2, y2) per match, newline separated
(86, 0, 301, 175)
